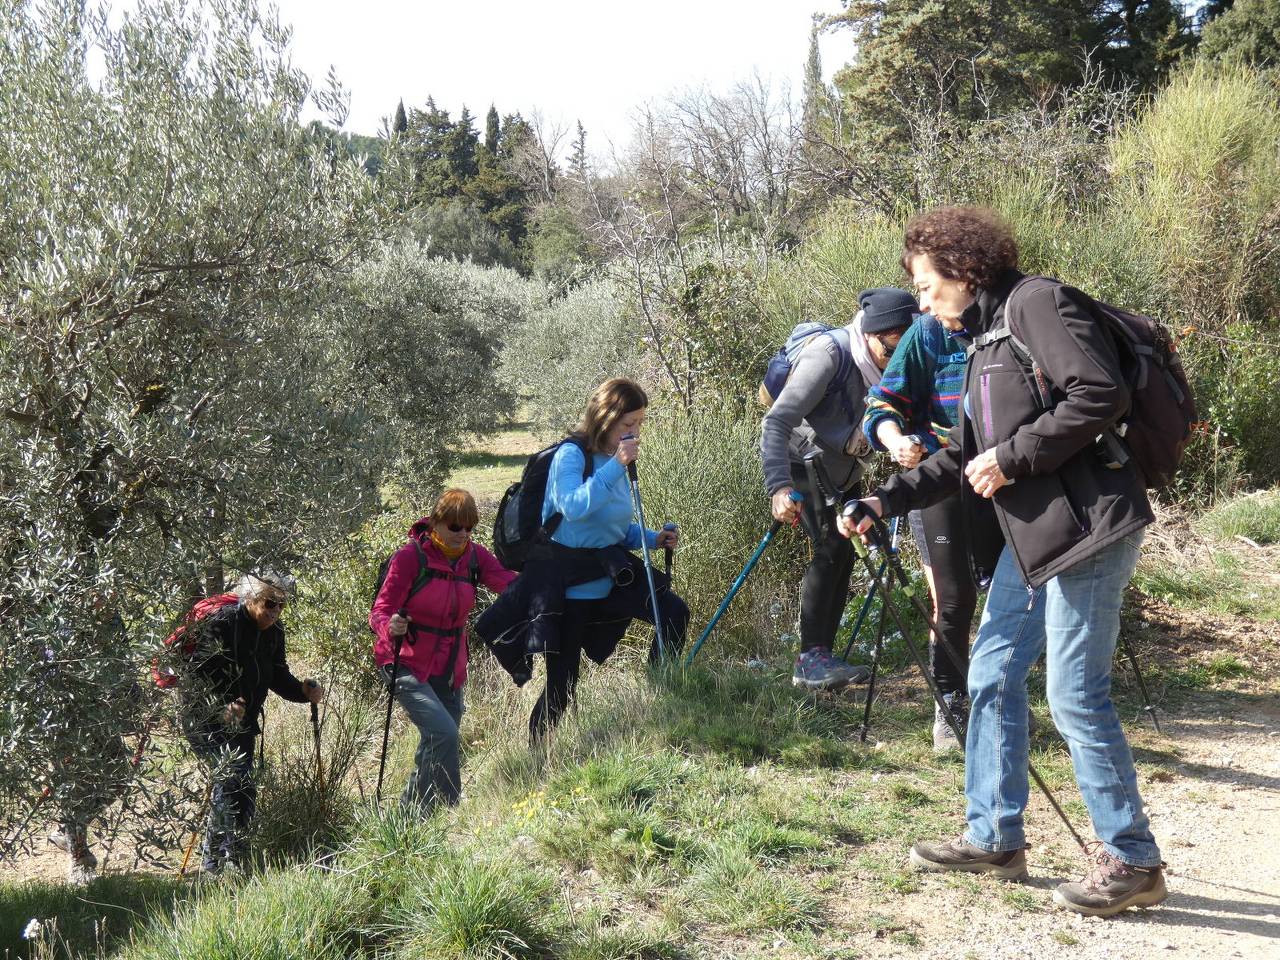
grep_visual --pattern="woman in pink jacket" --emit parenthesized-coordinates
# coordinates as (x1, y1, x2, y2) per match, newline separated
(369, 489, 515, 812)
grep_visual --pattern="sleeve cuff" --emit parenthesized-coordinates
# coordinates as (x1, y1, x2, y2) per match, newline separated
(995, 441, 1025, 480)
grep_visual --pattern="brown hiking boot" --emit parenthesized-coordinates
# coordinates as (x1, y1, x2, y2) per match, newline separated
(909, 835, 1028, 880)
(1053, 843, 1167, 917)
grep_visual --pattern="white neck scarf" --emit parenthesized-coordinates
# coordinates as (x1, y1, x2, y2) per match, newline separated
(847, 310, 883, 389)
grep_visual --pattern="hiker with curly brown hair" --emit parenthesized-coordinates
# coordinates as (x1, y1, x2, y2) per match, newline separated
(841, 205, 1166, 917)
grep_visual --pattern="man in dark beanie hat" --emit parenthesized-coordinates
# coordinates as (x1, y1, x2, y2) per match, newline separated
(760, 287, 919, 690)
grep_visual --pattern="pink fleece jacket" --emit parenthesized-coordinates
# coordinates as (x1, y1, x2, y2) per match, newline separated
(369, 518, 516, 686)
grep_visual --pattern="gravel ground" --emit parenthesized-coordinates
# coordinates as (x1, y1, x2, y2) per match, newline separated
(850, 694, 1280, 960)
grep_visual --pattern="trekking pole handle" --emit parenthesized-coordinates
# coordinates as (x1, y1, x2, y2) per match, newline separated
(305, 679, 319, 722)
(622, 433, 639, 481)
(842, 499, 888, 549)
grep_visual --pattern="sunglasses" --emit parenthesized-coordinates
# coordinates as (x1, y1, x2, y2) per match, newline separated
(446, 523, 474, 534)
(262, 596, 287, 611)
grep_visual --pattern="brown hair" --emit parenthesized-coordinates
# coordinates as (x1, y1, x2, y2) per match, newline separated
(431, 488, 479, 529)
(901, 206, 1019, 293)
(575, 378, 648, 453)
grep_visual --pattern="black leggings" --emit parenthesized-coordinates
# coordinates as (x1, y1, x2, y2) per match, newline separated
(529, 583, 689, 742)
(792, 469, 856, 654)
(916, 492, 979, 696)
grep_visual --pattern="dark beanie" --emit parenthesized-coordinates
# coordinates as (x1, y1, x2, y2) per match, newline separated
(858, 287, 919, 334)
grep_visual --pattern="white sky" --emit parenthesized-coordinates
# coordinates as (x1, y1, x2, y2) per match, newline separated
(259, 0, 849, 149)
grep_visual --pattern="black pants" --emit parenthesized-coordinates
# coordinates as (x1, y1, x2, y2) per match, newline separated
(188, 728, 257, 870)
(791, 468, 856, 654)
(916, 492, 979, 696)
(529, 581, 689, 742)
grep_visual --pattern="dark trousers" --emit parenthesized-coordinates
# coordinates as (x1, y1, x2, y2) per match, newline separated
(918, 492, 980, 695)
(188, 729, 257, 871)
(529, 581, 689, 742)
(791, 468, 856, 654)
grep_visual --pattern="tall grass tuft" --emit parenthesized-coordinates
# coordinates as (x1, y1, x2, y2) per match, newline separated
(120, 868, 377, 960)
(390, 852, 555, 960)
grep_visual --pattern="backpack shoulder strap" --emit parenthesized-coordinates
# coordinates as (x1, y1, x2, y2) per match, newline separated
(542, 437, 593, 539)
(405, 539, 433, 600)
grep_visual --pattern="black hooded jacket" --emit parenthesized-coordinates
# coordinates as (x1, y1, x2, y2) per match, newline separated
(875, 270, 1153, 589)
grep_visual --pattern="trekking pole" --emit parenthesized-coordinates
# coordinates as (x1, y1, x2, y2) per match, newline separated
(663, 523, 677, 580)
(843, 502, 1089, 853)
(179, 782, 212, 877)
(839, 517, 902, 663)
(375, 608, 408, 805)
(100, 718, 154, 872)
(859, 565, 894, 743)
(1118, 634, 1162, 734)
(306, 680, 325, 790)
(623, 438, 666, 662)
(685, 491, 805, 667)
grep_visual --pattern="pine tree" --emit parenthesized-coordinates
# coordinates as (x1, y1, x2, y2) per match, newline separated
(484, 105, 500, 155)
(1083, 0, 1196, 85)
(393, 99, 408, 136)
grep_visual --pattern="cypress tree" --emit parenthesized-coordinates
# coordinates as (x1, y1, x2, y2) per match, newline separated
(485, 105, 500, 155)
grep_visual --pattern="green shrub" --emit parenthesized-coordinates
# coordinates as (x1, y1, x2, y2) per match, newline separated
(636, 406, 805, 662)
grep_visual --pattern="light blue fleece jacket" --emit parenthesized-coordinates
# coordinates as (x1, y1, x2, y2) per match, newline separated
(542, 442, 658, 599)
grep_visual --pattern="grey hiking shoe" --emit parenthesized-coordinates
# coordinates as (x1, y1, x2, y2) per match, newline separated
(909, 835, 1029, 880)
(933, 692, 968, 752)
(792, 647, 871, 690)
(1053, 844, 1168, 917)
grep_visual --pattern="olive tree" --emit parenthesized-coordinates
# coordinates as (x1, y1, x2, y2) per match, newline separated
(0, 0, 502, 861)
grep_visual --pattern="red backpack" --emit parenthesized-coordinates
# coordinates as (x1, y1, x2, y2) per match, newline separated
(152, 592, 238, 688)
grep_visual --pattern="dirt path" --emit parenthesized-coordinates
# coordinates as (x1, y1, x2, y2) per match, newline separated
(844, 689, 1280, 959)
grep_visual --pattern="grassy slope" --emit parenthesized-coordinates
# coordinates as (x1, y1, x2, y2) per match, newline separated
(5, 430, 1277, 959)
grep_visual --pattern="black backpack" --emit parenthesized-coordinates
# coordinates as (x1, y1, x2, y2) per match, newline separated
(368, 539, 480, 631)
(493, 437, 594, 571)
(978, 278, 1196, 489)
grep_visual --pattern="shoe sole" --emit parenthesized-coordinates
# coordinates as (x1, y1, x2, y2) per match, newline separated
(909, 848, 1029, 881)
(792, 676, 851, 691)
(1051, 875, 1168, 917)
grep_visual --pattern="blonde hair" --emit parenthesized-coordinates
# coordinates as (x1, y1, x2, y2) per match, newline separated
(575, 378, 648, 453)
(432, 488, 479, 529)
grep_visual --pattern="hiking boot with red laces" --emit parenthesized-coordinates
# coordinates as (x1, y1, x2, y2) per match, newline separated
(1053, 843, 1167, 917)
(909, 835, 1028, 880)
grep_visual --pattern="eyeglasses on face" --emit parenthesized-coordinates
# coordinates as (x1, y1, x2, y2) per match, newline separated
(447, 523, 474, 533)
(262, 595, 287, 611)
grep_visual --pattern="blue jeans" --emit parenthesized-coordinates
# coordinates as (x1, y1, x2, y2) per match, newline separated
(963, 534, 1161, 867)
(389, 669, 464, 813)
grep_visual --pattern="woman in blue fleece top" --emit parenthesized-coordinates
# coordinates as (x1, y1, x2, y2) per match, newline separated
(531, 377, 686, 740)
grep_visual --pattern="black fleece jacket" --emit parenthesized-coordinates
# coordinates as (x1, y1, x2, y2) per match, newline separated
(187, 602, 308, 735)
(876, 270, 1153, 589)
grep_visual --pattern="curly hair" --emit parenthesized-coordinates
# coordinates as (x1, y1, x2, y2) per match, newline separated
(901, 206, 1019, 292)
